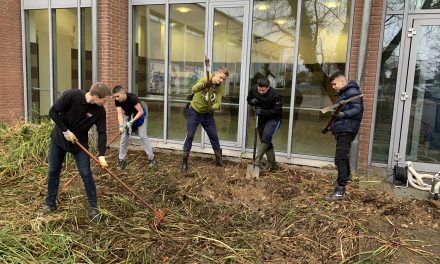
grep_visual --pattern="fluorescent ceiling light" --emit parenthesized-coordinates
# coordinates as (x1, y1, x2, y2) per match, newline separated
(176, 7, 191, 13)
(323, 2, 340, 8)
(274, 19, 286, 25)
(255, 3, 270, 10)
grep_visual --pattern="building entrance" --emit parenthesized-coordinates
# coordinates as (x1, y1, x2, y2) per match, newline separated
(394, 17, 440, 172)
(203, 1, 250, 148)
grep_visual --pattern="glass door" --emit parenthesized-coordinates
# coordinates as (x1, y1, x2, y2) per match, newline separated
(398, 18, 440, 172)
(203, 1, 250, 148)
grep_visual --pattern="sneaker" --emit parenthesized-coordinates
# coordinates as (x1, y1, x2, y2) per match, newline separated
(148, 157, 157, 168)
(117, 159, 127, 170)
(89, 208, 99, 221)
(326, 186, 346, 202)
(41, 204, 56, 214)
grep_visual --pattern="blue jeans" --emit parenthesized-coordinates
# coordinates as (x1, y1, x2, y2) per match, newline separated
(183, 106, 220, 152)
(45, 141, 97, 208)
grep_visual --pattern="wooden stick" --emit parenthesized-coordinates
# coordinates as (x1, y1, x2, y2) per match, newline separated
(60, 131, 122, 192)
(74, 140, 166, 223)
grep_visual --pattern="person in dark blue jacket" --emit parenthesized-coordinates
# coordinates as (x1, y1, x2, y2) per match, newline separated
(326, 72, 363, 201)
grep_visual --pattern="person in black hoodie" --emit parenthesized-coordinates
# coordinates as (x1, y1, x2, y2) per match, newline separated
(247, 78, 283, 170)
(42, 82, 111, 219)
(326, 72, 364, 201)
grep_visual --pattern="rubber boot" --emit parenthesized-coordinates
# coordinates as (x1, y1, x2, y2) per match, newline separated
(265, 147, 278, 171)
(181, 152, 189, 174)
(214, 148, 223, 167)
(254, 143, 270, 167)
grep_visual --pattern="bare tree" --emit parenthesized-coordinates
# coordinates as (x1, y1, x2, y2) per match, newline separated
(382, 0, 440, 64)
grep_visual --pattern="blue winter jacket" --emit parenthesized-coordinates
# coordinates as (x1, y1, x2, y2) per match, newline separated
(330, 81, 364, 134)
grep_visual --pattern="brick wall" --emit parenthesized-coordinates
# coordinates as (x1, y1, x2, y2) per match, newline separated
(98, 0, 129, 137)
(348, 0, 384, 172)
(0, 0, 24, 123)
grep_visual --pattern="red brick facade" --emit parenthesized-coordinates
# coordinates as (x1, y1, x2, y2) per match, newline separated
(348, 0, 384, 172)
(0, 0, 24, 123)
(98, 0, 129, 137)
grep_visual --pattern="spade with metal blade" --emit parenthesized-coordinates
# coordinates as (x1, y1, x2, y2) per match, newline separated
(246, 115, 260, 180)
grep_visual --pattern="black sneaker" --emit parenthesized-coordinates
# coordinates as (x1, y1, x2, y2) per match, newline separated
(117, 159, 127, 170)
(89, 208, 99, 221)
(326, 186, 346, 202)
(148, 157, 157, 168)
(41, 204, 56, 214)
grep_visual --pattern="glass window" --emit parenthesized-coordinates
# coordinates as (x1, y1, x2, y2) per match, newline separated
(292, 0, 351, 157)
(247, 0, 297, 152)
(81, 8, 93, 90)
(133, 5, 166, 139)
(411, 0, 440, 9)
(387, 0, 405, 11)
(372, 15, 403, 163)
(212, 6, 244, 143)
(53, 8, 78, 98)
(26, 9, 50, 121)
(405, 24, 440, 163)
(167, 4, 205, 142)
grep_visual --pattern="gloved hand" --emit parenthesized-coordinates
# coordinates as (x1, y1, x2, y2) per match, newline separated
(332, 112, 346, 119)
(125, 120, 133, 129)
(62, 130, 77, 143)
(203, 80, 213, 89)
(251, 98, 260, 105)
(255, 107, 262, 115)
(118, 124, 125, 133)
(98, 156, 108, 168)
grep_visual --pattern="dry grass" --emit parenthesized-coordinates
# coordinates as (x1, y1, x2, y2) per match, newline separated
(0, 121, 439, 263)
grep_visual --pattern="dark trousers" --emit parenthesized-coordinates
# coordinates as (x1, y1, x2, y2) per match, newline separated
(258, 118, 281, 148)
(334, 132, 357, 187)
(45, 141, 97, 208)
(183, 106, 220, 152)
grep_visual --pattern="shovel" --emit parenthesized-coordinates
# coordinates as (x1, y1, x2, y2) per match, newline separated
(246, 115, 260, 180)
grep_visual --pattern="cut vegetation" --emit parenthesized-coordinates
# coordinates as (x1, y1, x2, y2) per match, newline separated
(0, 122, 439, 263)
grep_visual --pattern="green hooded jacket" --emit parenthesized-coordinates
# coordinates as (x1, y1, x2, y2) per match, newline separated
(191, 75, 225, 113)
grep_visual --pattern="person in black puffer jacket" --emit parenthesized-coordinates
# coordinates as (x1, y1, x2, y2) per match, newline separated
(247, 78, 283, 171)
(326, 72, 364, 202)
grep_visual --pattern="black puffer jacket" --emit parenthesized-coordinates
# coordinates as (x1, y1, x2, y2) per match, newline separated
(330, 81, 364, 134)
(247, 87, 283, 122)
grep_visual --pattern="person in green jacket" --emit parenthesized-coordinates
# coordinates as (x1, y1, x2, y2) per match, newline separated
(181, 67, 229, 174)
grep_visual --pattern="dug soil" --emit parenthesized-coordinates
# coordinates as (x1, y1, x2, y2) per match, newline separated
(1, 148, 439, 263)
